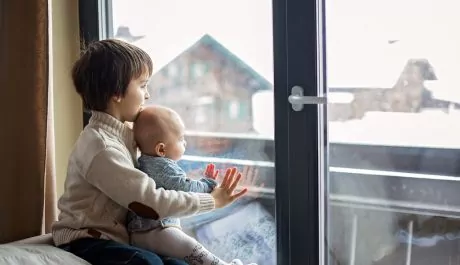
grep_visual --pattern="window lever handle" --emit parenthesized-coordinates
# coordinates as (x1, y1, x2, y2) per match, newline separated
(288, 85, 327, 111)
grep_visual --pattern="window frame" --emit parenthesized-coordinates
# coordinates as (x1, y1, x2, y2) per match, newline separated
(79, 1, 460, 264)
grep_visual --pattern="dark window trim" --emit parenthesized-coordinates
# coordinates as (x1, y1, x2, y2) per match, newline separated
(282, 0, 326, 263)
(78, 0, 112, 44)
(272, 0, 290, 263)
(78, 0, 113, 126)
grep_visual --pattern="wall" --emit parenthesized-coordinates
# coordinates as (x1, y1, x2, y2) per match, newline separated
(51, 0, 82, 197)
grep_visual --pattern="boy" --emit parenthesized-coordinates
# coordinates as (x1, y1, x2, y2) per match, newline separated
(52, 39, 248, 265)
(129, 105, 257, 265)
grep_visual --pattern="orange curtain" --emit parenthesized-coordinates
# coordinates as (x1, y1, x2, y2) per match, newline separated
(0, 0, 57, 243)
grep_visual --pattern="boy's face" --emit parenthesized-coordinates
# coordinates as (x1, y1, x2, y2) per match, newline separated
(117, 71, 150, 122)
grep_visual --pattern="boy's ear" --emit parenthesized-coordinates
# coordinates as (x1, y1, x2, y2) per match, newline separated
(112, 95, 122, 103)
(155, 143, 166, 157)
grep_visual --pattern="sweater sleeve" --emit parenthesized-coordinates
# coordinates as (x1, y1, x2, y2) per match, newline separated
(84, 147, 215, 220)
(153, 162, 217, 193)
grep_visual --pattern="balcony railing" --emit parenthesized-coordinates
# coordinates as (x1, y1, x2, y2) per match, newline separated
(183, 131, 460, 218)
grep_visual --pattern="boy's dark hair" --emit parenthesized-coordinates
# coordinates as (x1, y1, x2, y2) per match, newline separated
(72, 39, 153, 111)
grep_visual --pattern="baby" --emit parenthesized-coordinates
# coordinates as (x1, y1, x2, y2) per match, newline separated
(128, 105, 257, 265)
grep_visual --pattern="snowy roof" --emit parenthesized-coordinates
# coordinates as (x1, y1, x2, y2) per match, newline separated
(253, 90, 460, 148)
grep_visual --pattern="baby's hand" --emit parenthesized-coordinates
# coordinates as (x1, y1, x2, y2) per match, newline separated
(204, 163, 219, 180)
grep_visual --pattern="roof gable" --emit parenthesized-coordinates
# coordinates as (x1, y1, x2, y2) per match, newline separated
(153, 34, 272, 90)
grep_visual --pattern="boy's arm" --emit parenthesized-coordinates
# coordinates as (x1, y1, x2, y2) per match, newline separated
(85, 147, 215, 219)
(152, 162, 217, 193)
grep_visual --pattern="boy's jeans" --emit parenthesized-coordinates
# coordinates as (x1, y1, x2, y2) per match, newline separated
(58, 237, 187, 265)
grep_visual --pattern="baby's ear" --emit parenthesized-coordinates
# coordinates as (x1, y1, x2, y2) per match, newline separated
(155, 142, 166, 157)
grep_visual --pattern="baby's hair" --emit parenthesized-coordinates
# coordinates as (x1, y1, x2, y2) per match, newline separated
(71, 39, 153, 111)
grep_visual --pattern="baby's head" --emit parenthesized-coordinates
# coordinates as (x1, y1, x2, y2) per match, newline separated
(134, 105, 186, 160)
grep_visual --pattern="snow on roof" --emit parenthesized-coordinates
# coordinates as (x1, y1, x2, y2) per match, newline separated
(329, 110, 460, 149)
(253, 90, 460, 148)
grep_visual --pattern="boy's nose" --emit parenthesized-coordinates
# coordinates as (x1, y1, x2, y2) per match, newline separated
(144, 91, 150, 99)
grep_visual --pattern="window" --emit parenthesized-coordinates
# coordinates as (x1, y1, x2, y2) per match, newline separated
(228, 101, 239, 119)
(113, 2, 276, 262)
(324, 0, 460, 264)
(166, 63, 179, 78)
(191, 62, 208, 78)
(80, 0, 460, 263)
(83, 0, 278, 264)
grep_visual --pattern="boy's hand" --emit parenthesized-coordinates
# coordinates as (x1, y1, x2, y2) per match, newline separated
(204, 163, 219, 180)
(211, 167, 247, 208)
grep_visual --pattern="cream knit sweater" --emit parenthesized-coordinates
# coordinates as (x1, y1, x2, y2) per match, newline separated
(52, 111, 215, 246)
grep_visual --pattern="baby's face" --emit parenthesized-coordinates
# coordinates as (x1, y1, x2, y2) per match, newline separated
(163, 123, 186, 161)
(159, 112, 187, 161)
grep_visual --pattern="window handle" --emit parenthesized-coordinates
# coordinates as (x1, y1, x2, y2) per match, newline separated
(288, 85, 327, 111)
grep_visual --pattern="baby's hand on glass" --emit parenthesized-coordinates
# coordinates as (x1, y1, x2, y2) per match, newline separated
(204, 163, 219, 180)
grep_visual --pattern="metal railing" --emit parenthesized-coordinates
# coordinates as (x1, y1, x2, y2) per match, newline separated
(184, 132, 460, 215)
